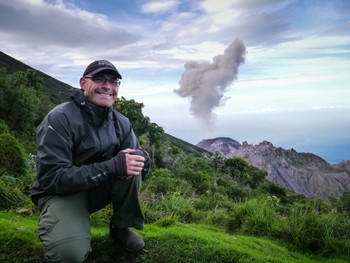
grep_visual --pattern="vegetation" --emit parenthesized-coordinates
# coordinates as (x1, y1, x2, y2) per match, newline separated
(0, 51, 71, 104)
(0, 67, 349, 262)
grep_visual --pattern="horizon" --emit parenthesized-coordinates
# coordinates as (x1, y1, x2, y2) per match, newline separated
(0, 0, 349, 164)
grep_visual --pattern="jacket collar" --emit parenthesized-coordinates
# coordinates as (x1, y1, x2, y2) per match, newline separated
(70, 88, 113, 125)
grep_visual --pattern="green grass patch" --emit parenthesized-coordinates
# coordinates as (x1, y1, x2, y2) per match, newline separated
(0, 212, 40, 262)
(2, 212, 348, 263)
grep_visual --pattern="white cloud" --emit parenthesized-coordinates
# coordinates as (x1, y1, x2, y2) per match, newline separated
(200, 0, 239, 28)
(140, 0, 179, 14)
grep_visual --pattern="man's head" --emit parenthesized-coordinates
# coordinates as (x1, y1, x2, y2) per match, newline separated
(80, 60, 122, 107)
(82, 60, 122, 79)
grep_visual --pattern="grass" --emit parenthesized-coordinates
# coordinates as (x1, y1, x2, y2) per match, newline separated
(1, 211, 349, 263)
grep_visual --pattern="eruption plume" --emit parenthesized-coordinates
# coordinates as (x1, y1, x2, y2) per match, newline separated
(174, 39, 246, 127)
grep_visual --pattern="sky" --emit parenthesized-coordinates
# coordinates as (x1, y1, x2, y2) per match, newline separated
(0, 0, 349, 164)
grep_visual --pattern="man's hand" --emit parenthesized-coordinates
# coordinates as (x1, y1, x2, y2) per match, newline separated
(114, 149, 145, 180)
(124, 149, 145, 179)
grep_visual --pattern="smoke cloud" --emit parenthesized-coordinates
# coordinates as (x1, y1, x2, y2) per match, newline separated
(174, 39, 246, 127)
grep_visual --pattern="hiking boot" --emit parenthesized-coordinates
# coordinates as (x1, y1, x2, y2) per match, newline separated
(110, 223, 145, 252)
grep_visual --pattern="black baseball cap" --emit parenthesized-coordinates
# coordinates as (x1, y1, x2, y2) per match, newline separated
(83, 60, 122, 79)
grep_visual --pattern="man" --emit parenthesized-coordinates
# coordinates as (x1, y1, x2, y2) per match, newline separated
(31, 60, 150, 263)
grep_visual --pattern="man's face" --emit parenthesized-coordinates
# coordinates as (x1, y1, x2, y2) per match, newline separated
(80, 72, 120, 107)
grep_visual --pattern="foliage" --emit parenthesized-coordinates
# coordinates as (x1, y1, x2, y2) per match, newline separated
(0, 120, 10, 134)
(283, 200, 350, 255)
(115, 97, 164, 144)
(330, 191, 350, 215)
(0, 69, 54, 134)
(142, 168, 193, 196)
(0, 179, 30, 209)
(0, 133, 30, 177)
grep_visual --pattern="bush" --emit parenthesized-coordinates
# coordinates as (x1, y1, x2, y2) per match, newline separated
(175, 167, 213, 195)
(217, 176, 250, 201)
(283, 202, 350, 255)
(226, 198, 278, 236)
(0, 121, 10, 134)
(200, 208, 231, 230)
(142, 168, 193, 197)
(0, 179, 30, 209)
(333, 191, 350, 215)
(142, 191, 196, 224)
(0, 133, 30, 177)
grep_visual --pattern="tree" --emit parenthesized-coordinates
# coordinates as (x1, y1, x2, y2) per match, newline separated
(115, 97, 149, 136)
(245, 165, 267, 189)
(224, 157, 249, 184)
(0, 69, 54, 133)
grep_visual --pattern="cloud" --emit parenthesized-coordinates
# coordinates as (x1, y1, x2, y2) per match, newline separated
(0, 0, 139, 48)
(140, 0, 180, 14)
(0, 0, 144, 81)
(174, 39, 246, 127)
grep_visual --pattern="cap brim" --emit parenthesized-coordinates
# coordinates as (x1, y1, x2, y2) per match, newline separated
(86, 67, 122, 79)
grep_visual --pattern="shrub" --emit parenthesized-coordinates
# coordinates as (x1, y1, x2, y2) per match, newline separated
(0, 179, 30, 209)
(200, 208, 231, 230)
(283, 202, 350, 255)
(0, 133, 30, 177)
(193, 190, 230, 211)
(0, 121, 10, 134)
(175, 167, 213, 194)
(227, 198, 278, 236)
(217, 177, 250, 201)
(333, 191, 350, 215)
(158, 191, 195, 223)
(142, 168, 193, 197)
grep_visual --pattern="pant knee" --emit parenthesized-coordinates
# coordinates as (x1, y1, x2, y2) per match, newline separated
(41, 238, 91, 263)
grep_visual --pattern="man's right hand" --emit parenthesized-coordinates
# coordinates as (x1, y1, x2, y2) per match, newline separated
(114, 149, 145, 180)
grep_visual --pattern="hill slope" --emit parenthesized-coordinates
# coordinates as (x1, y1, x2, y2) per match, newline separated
(0, 51, 71, 104)
(164, 133, 210, 156)
(197, 137, 350, 200)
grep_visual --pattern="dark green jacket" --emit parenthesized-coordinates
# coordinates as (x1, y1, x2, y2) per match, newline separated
(31, 88, 139, 204)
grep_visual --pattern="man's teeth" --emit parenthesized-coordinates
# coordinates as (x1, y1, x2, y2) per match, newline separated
(97, 92, 112, 96)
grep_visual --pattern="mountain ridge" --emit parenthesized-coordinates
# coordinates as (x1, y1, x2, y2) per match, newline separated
(197, 137, 350, 200)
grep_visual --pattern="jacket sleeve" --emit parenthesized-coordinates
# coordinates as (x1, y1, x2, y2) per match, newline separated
(35, 109, 117, 195)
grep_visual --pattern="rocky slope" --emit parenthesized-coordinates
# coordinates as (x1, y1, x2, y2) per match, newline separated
(197, 137, 350, 200)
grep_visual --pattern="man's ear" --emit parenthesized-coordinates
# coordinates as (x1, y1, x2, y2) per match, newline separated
(79, 77, 86, 90)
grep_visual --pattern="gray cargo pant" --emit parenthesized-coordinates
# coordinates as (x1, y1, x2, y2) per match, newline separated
(37, 174, 144, 263)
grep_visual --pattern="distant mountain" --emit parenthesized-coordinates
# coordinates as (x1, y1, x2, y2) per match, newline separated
(197, 137, 350, 200)
(0, 51, 71, 104)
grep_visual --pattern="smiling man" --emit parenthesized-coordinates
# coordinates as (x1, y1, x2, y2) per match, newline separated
(31, 60, 150, 263)
(81, 60, 121, 107)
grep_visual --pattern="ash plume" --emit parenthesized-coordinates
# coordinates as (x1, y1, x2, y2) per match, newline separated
(174, 39, 246, 127)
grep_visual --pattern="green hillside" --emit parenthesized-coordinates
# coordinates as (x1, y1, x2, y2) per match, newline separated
(164, 133, 210, 156)
(0, 51, 71, 104)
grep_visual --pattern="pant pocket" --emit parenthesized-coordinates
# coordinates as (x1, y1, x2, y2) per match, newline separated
(38, 204, 59, 239)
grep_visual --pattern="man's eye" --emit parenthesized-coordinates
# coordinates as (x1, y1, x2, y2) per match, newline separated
(93, 77, 104, 82)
